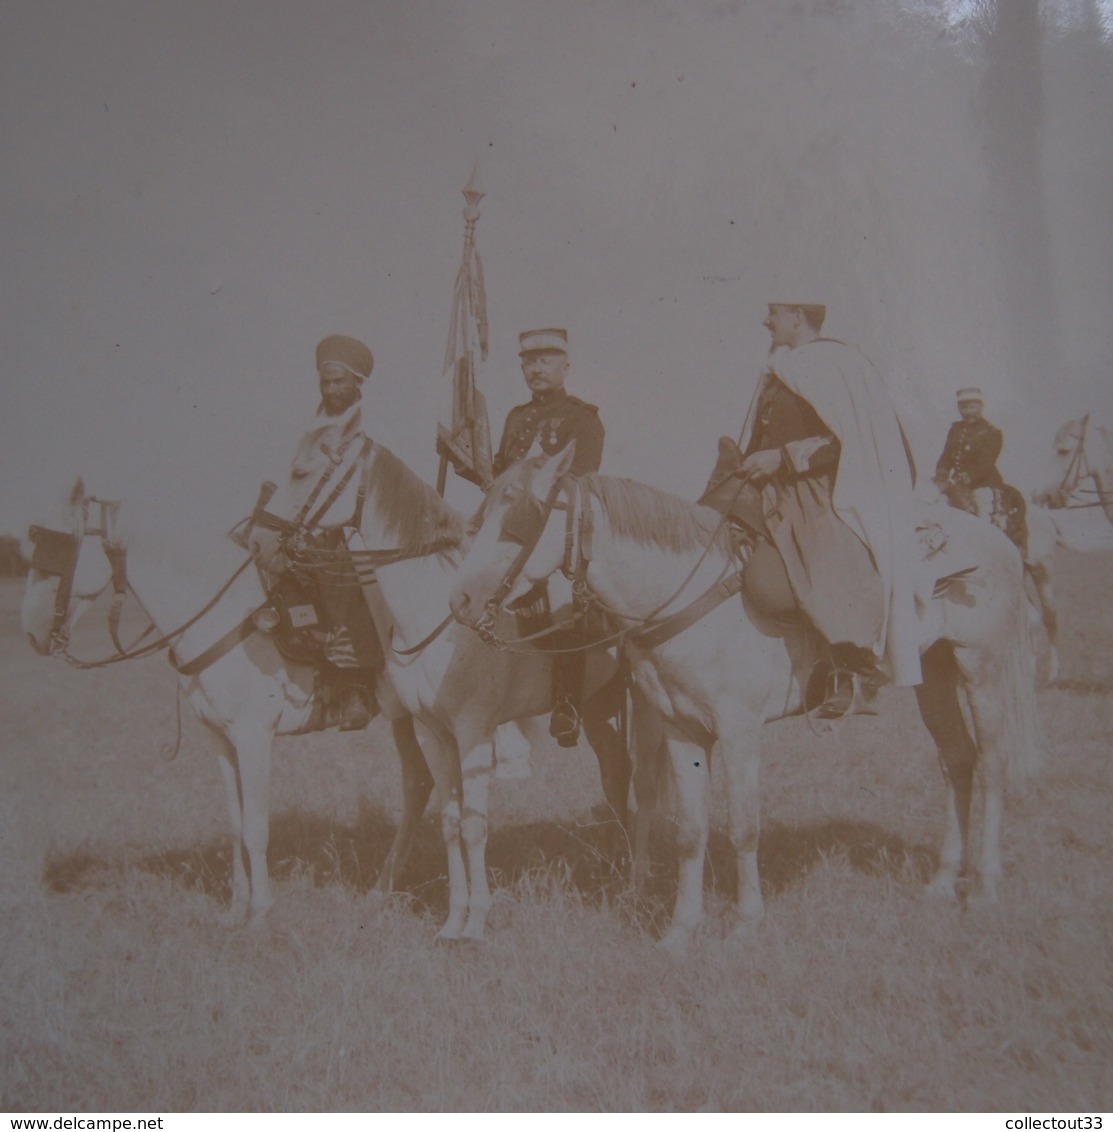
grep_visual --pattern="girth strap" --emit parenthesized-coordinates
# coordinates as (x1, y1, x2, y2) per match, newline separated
(170, 609, 261, 677)
(631, 569, 745, 650)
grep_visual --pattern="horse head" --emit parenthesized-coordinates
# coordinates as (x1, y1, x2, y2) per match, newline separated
(450, 444, 577, 630)
(248, 433, 373, 563)
(23, 478, 119, 655)
(1034, 417, 1113, 521)
(252, 433, 465, 565)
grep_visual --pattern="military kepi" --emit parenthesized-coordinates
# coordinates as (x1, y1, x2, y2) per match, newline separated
(769, 302, 827, 326)
(956, 387, 983, 404)
(316, 334, 374, 382)
(518, 328, 569, 356)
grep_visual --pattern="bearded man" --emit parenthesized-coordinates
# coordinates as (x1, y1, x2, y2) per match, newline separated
(288, 334, 383, 731)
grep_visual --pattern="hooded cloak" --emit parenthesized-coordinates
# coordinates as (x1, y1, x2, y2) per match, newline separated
(739, 339, 922, 686)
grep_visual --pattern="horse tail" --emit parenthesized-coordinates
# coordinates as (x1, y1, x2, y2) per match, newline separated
(999, 566, 1044, 786)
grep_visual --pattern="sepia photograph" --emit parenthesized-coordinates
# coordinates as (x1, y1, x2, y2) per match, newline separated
(2, 0, 1112, 1113)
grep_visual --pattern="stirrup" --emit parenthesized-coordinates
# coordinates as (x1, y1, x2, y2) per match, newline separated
(549, 697, 581, 748)
(337, 685, 372, 732)
(292, 698, 328, 735)
(804, 661, 859, 733)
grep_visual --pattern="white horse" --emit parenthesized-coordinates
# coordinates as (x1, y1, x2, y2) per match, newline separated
(1036, 416, 1113, 520)
(254, 437, 632, 941)
(21, 479, 436, 924)
(449, 446, 1043, 951)
(1014, 418, 1113, 681)
(1013, 501, 1113, 683)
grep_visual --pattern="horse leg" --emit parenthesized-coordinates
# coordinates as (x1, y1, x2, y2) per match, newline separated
(955, 652, 1028, 905)
(371, 714, 434, 903)
(914, 641, 975, 900)
(1026, 561, 1060, 684)
(628, 690, 665, 896)
(721, 730, 765, 938)
(659, 734, 710, 955)
(225, 720, 275, 922)
(581, 676, 633, 870)
(458, 732, 494, 941)
(410, 716, 470, 942)
(213, 733, 251, 925)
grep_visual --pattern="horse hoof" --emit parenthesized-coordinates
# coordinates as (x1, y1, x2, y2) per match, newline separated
(728, 917, 762, 945)
(364, 888, 389, 915)
(435, 923, 465, 945)
(247, 903, 273, 928)
(965, 880, 1000, 907)
(435, 933, 484, 949)
(657, 927, 693, 957)
(925, 874, 959, 900)
(218, 905, 249, 929)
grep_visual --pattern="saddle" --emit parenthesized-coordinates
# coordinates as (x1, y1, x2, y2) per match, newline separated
(943, 482, 1028, 556)
(256, 568, 330, 668)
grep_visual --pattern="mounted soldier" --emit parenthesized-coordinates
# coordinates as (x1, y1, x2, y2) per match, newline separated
(492, 328, 604, 478)
(934, 387, 1027, 554)
(494, 328, 605, 746)
(700, 302, 922, 715)
(279, 334, 385, 731)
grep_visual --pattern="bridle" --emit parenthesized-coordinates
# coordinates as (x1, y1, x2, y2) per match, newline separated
(28, 493, 263, 671)
(250, 432, 463, 655)
(472, 467, 745, 654)
(1054, 414, 1113, 518)
(473, 471, 573, 644)
(28, 496, 127, 658)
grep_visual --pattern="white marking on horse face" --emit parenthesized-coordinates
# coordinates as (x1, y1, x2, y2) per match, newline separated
(21, 532, 111, 650)
(21, 571, 60, 650)
(71, 533, 113, 601)
(451, 465, 566, 618)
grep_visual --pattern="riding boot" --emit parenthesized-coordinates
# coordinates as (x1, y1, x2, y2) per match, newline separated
(337, 668, 379, 732)
(806, 642, 887, 721)
(549, 644, 585, 748)
(292, 671, 332, 735)
(804, 658, 858, 721)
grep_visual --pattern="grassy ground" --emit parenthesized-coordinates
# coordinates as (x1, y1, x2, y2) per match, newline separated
(1, 555, 1111, 1111)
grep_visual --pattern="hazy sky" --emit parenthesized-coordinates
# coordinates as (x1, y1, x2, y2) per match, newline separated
(2, 0, 1111, 534)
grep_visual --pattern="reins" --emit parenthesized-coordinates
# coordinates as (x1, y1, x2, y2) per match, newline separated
(64, 548, 261, 671)
(254, 434, 465, 658)
(1054, 415, 1113, 519)
(473, 469, 748, 654)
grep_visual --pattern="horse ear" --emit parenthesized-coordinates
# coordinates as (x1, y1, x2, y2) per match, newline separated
(69, 477, 86, 508)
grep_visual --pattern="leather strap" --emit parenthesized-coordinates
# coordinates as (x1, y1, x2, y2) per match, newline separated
(631, 570, 745, 650)
(170, 610, 261, 677)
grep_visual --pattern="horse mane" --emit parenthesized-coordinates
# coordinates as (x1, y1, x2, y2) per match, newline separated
(579, 474, 732, 556)
(366, 444, 466, 547)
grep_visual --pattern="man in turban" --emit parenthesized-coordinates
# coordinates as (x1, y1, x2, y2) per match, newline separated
(289, 334, 383, 731)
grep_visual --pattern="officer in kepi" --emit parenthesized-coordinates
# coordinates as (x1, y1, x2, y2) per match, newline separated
(492, 328, 605, 747)
(933, 387, 1027, 552)
(492, 328, 604, 478)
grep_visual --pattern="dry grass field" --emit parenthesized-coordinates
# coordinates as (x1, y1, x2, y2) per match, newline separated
(2, 551, 1112, 1112)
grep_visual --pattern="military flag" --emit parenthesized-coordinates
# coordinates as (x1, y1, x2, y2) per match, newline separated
(436, 163, 494, 492)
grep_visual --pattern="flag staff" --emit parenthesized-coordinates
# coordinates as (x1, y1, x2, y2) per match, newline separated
(436, 162, 493, 495)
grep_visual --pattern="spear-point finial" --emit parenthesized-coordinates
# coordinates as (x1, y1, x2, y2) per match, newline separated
(463, 159, 484, 218)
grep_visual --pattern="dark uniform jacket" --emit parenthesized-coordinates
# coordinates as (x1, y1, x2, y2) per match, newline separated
(493, 388, 604, 478)
(934, 415, 1027, 553)
(934, 417, 1005, 492)
(746, 376, 841, 478)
